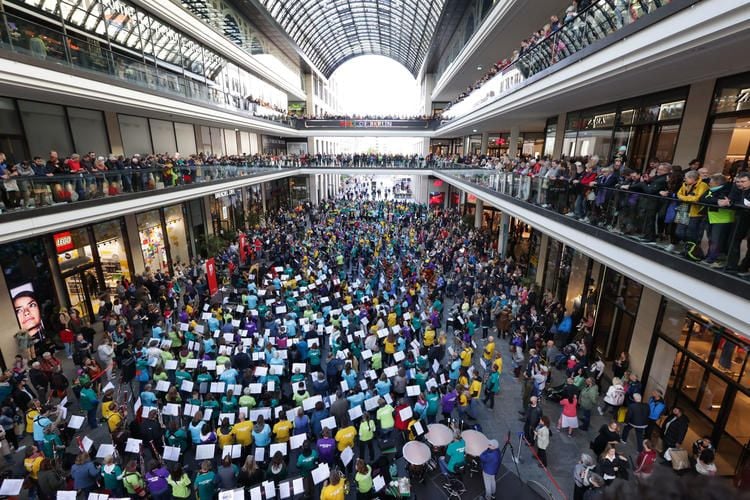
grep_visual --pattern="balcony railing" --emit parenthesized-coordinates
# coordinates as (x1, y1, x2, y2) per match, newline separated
(441, 0, 680, 121)
(451, 171, 750, 281)
(0, 13, 295, 128)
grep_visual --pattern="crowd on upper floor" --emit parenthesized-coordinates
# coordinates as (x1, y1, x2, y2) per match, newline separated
(442, 0, 672, 115)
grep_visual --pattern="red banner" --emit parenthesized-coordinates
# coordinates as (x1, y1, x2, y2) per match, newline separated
(239, 233, 247, 264)
(206, 257, 218, 296)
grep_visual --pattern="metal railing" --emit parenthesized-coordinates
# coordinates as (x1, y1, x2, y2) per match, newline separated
(452, 170, 750, 278)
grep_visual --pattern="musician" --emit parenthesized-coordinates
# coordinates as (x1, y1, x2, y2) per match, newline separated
(105, 402, 126, 433)
(37, 458, 65, 500)
(122, 460, 147, 497)
(41, 425, 64, 459)
(145, 459, 171, 500)
(140, 409, 164, 457)
(101, 455, 124, 497)
(438, 432, 466, 475)
(165, 419, 188, 453)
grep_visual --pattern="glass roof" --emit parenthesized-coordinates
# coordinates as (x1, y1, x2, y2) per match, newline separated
(258, 0, 446, 78)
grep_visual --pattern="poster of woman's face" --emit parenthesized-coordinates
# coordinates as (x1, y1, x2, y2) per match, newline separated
(11, 283, 43, 339)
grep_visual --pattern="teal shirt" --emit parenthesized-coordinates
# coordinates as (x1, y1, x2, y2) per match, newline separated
(296, 449, 319, 473)
(79, 387, 99, 411)
(195, 471, 216, 500)
(446, 439, 466, 472)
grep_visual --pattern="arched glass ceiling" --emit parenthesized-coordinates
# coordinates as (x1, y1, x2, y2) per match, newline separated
(258, 0, 446, 78)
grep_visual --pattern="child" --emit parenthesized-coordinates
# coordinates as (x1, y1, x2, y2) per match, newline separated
(11, 355, 27, 383)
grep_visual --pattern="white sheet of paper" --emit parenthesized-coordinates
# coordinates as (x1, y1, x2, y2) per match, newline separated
(125, 438, 142, 453)
(195, 444, 215, 460)
(279, 481, 291, 499)
(57, 492, 78, 500)
(407, 385, 421, 396)
(250, 486, 262, 500)
(290, 433, 306, 450)
(341, 446, 354, 466)
(320, 416, 337, 430)
(263, 480, 275, 499)
(373, 475, 386, 491)
(413, 421, 425, 436)
(0, 479, 23, 496)
(163, 446, 181, 461)
(399, 406, 413, 421)
(384, 366, 398, 377)
(364, 396, 379, 411)
(68, 415, 85, 429)
(96, 443, 115, 458)
(156, 380, 170, 392)
(270, 442, 287, 457)
(81, 435, 93, 452)
(254, 446, 265, 462)
(393, 351, 405, 362)
(348, 406, 363, 421)
(311, 463, 331, 485)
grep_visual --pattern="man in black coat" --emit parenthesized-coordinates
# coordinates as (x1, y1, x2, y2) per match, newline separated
(523, 396, 543, 444)
(621, 162, 671, 242)
(621, 393, 650, 452)
(661, 406, 689, 459)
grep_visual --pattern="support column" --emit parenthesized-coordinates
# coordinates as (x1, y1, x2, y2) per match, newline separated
(673, 78, 716, 169)
(124, 213, 146, 273)
(474, 199, 484, 229)
(552, 113, 567, 159)
(497, 213, 510, 258)
(534, 233, 550, 287)
(480, 132, 489, 156)
(628, 287, 662, 385)
(509, 126, 520, 159)
(309, 174, 318, 205)
(260, 186, 267, 213)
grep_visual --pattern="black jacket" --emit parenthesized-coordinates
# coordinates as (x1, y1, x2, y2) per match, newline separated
(525, 405, 543, 429)
(626, 402, 650, 427)
(629, 174, 668, 209)
(662, 414, 689, 446)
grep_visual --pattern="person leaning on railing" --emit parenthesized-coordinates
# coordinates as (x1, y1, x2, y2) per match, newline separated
(718, 171, 750, 275)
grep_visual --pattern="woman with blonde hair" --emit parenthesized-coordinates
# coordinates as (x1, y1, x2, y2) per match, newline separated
(238, 455, 263, 487)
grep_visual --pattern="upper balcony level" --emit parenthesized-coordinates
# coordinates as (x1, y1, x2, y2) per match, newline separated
(435, 0, 750, 135)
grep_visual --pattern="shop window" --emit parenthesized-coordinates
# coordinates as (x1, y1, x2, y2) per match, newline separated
(725, 391, 750, 448)
(0, 98, 22, 135)
(685, 321, 716, 364)
(18, 100, 74, 157)
(67, 107, 109, 155)
(92, 220, 130, 295)
(56, 227, 94, 273)
(137, 209, 168, 273)
(118, 114, 152, 156)
(165, 205, 190, 265)
(149, 119, 177, 155)
(699, 374, 728, 420)
(703, 116, 750, 175)
(681, 359, 705, 403)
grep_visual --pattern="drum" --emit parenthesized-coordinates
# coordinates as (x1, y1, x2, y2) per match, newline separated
(462, 429, 489, 477)
(403, 441, 431, 483)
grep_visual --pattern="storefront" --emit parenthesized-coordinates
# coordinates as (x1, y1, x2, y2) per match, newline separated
(137, 210, 170, 273)
(701, 72, 750, 175)
(164, 205, 190, 266)
(562, 87, 688, 171)
(289, 175, 310, 205)
(429, 138, 463, 156)
(543, 117, 557, 157)
(244, 184, 264, 228)
(643, 298, 750, 476)
(211, 189, 243, 236)
(92, 220, 132, 296)
(264, 179, 291, 212)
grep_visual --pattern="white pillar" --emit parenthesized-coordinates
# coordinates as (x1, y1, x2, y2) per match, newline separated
(509, 126, 520, 159)
(309, 174, 318, 205)
(535, 233, 549, 287)
(552, 113, 567, 159)
(497, 213, 510, 258)
(480, 132, 489, 156)
(474, 199, 484, 229)
(672, 78, 716, 169)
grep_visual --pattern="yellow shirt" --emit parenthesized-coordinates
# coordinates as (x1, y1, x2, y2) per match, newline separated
(233, 421, 253, 446)
(493, 357, 503, 374)
(423, 329, 435, 347)
(469, 380, 482, 398)
(26, 408, 39, 434)
(460, 348, 473, 368)
(335, 426, 357, 452)
(320, 481, 346, 500)
(483, 342, 495, 361)
(24, 455, 43, 480)
(217, 427, 235, 448)
(273, 420, 293, 443)
(106, 412, 123, 433)
(384, 338, 396, 354)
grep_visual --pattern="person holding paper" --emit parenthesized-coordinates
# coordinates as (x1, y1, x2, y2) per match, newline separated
(265, 451, 288, 482)
(317, 428, 337, 464)
(166, 420, 188, 453)
(375, 398, 395, 435)
(237, 456, 263, 488)
(297, 440, 319, 496)
(217, 418, 235, 449)
(320, 470, 347, 500)
(71, 452, 100, 498)
(233, 413, 253, 451)
(167, 464, 192, 499)
(145, 460, 171, 500)
(217, 455, 240, 489)
(354, 458, 373, 499)
(311, 401, 330, 438)
(335, 419, 357, 474)
(252, 415, 272, 447)
(357, 413, 376, 461)
(273, 412, 294, 443)
(194, 461, 217, 500)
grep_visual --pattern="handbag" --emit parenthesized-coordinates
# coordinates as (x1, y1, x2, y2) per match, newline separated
(617, 406, 627, 423)
(668, 447, 690, 471)
(674, 203, 690, 226)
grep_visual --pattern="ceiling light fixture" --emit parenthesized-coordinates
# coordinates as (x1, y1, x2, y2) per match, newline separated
(477, 66, 483, 70)
(473, 129, 478, 133)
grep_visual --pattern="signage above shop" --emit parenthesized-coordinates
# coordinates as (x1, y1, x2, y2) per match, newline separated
(214, 189, 236, 199)
(53, 231, 74, 253)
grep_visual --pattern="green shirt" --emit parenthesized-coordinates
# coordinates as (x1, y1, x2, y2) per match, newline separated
(42, 433, 63, 458)
(296, 449, 318, 473)
(195, 471, 216, 500)
(446, 439, 466, 473)
(168, 473, 191, 499)
(376, 404, 394, 430)
(358, 420, 376, 442)
(101, 464, 123, 491)
(79, 387, 98, 411)
(355, 466, 373, 493)
(371, 352, 383, 370)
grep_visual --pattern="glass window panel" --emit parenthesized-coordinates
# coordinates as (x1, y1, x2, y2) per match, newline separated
(18, 100, 74, 158)
(660, 298, 689, 345)
(726, 391, 750, 445)
(0, 98, 22, 135)
(703, 117, 750, 175)
(685, 321, 716, 364)
(174, 122, 196, 156)
(118, 114, 152, 156)
(165, 204, 189, 265)
(67, 107, 109, 155)
(713, 335, 746, 382)
(681, 359, 705, 403)
(698, 374, 727, 421)
(149, 119, 177, 155)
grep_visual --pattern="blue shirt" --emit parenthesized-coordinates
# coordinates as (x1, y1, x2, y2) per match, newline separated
(33, 415, 52, 442)
(253, 424, 272, 447)
(480, 448, 501, 475)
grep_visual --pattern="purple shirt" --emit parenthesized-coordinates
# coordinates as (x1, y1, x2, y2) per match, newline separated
(317, 437, 336, 463)
(146, 466, 170, 494)
(441, 391, 458, 413)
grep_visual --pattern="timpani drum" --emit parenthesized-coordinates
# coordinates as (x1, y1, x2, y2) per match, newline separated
(461, 429, 489, 476)
(425, 423, 453, 457)
(403, 441, 431, 483)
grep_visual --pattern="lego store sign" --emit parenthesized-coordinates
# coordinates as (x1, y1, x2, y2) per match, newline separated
(53, 231, 74, 253)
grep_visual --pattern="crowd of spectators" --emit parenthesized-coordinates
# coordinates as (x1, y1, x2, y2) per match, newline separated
(442, 0, 672, 116)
